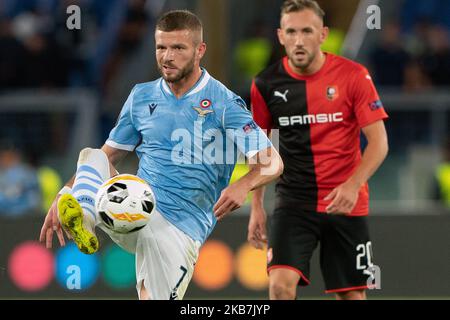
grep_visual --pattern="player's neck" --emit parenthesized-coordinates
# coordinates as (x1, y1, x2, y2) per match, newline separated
(289, 51, 326, 76)
(167, 67, 203, 98)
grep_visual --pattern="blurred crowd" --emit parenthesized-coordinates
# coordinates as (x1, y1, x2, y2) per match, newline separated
(369, 0, 450, 90)
(369, 22, 450, 91)
(0, 0, 155, 93)
(0, 142, 40, 217)
(0, 0, 158, 217)
(1, 0, 449, 93)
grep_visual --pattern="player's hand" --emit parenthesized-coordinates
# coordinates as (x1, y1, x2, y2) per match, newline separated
(248, 206, 267, 250)
(213, 182, 249, 220)
(39, 195, 67, 249)
(324, 181, 360, 215)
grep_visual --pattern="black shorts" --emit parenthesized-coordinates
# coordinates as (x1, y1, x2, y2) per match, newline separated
(267, 196, 375, 293)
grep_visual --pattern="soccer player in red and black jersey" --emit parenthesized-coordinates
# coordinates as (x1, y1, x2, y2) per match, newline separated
(248, 0, 389, 300)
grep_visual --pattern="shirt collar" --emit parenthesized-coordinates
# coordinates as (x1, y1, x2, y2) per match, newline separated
(160, 68, 211, 98)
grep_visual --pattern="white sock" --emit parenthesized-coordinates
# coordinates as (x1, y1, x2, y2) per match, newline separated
(71, 148, 111, 229)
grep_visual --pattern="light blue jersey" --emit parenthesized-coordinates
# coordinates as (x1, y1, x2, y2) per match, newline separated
(106, 69, 271, 243)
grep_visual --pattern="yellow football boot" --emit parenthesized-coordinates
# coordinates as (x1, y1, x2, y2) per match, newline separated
(58, 194, 99, 254)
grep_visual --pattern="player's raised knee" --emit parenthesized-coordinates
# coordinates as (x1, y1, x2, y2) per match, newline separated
(78, 147, 94, 161)
(79, 147, 106, 159)
(77, 147, 109, 170)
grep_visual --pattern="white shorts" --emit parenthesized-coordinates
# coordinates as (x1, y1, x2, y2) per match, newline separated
(98, 210, 201, 300)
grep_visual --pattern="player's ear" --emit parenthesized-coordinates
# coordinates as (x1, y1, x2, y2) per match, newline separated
(197, 42, 206, 60)
(320, 26, 329, 44)
(277, 28, 285, 46)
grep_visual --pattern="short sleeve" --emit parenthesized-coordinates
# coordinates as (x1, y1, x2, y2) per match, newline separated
(106, 87, 141, 151)
(351, 68, 389, 128)
(250, 79, 273, 132)
(223, 97, 272, 159)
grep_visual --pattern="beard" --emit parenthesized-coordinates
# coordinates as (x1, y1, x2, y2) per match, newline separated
(158, 55, 196, 83)
(289, 49, 316, 70)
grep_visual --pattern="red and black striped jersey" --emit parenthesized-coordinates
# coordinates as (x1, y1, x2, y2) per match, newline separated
(251, 53, 388, 215)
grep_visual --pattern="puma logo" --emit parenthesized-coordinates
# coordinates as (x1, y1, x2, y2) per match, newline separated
(274, 89, 289, 102)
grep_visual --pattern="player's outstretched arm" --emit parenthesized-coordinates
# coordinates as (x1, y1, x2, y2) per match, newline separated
(214, 146, 283, 220)
(39, 144, 129, 249)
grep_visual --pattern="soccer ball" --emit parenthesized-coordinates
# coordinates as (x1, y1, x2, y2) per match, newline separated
(95, 174, 156, 234)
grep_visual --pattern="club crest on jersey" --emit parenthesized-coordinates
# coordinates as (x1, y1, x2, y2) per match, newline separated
(193, 99, 214, 117)
(326, 86, 339, 101)
(193, 107, 214, 117)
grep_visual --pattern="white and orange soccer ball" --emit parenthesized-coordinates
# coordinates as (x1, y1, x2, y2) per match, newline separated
(95, 174, 156, 234)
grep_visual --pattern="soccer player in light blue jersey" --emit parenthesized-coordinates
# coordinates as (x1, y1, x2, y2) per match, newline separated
(40, 10, 283, 300)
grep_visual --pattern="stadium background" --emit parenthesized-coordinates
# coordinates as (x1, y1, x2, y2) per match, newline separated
(0, 0, 449, 299)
